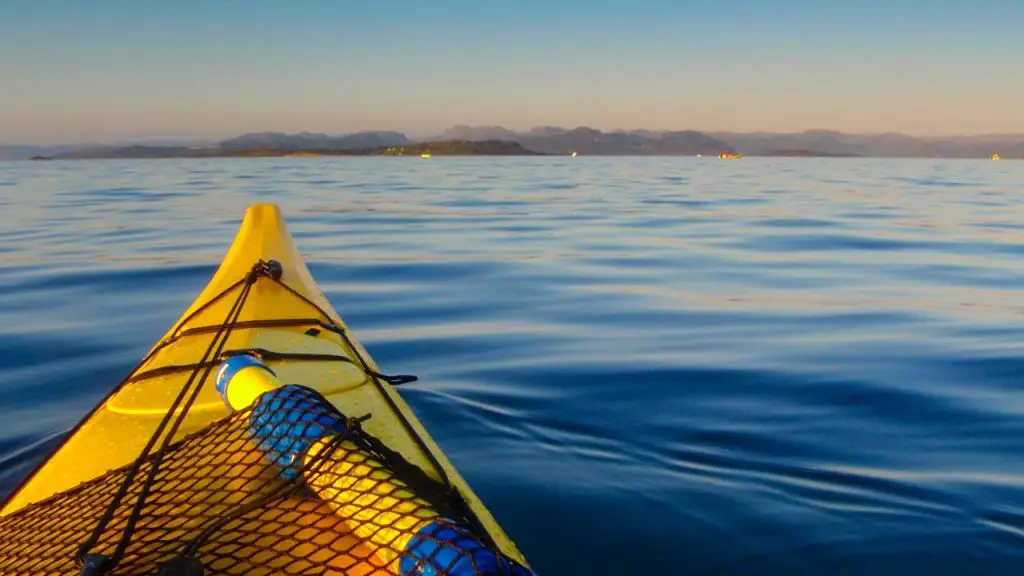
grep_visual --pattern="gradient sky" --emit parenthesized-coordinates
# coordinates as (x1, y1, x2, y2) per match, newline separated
(2, 0, 1022, 144)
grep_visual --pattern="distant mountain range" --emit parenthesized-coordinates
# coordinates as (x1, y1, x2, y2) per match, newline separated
(434, 126, 1023, 158)
(0, 145, 74, 160)
(30, 139, 541, 160)
(435, 125, 730, 155)
(218, 131, 409, 152)
(0, 139, 209, 161)
(709, 130, 1024, 158)
(5, 126, 1022, 160)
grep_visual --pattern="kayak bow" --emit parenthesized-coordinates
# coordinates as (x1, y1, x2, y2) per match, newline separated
(0, 203, 531, 575)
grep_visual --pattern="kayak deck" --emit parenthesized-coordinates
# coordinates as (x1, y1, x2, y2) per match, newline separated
(0, 203, 528, 574)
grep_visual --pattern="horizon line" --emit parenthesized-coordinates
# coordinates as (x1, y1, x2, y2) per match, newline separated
(6, 125, 1024, 147)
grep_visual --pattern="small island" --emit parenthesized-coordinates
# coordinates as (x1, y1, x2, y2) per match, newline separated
(761, 149, 862, 157)
(218, 140, 545, 157)
(374, 140, 545, 156)
(50, 139, 546, 160)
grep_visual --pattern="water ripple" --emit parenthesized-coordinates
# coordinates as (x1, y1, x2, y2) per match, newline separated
(1, 157, 1023, 574)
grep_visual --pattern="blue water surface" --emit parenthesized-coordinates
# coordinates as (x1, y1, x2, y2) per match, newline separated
(1, 157, 1023, 574)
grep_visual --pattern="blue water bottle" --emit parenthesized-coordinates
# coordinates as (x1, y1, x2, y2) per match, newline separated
(216, 355, 538, 576)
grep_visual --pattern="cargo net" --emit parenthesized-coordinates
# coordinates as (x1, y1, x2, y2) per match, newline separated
(0, 384, 531, 576)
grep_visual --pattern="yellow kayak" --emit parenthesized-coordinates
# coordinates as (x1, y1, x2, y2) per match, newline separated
(0, 203, 533, 575)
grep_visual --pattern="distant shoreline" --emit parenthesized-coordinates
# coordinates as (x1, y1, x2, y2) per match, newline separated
(38, 140, 550, 160)
(753, 150, 862, 158)
(32, 151, 1021, 161)
(12, 125, 1022, 161)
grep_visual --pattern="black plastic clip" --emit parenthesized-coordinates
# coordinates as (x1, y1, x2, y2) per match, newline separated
(157, 556, 205, 576)
(369, 370, 419, 386)
(266, 259, 283, 281)
(78, 554, 110, 576)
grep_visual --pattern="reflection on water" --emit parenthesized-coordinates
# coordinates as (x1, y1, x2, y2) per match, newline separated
(1, 157, 1024, 574)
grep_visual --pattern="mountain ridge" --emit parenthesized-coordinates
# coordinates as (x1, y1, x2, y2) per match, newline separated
(7, 126, 1023, 160)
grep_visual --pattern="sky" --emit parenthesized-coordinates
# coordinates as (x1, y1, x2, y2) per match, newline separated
(1, 0, 1022, 144)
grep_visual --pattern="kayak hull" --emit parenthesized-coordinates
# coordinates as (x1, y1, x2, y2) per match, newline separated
(0, 203, 527, 571)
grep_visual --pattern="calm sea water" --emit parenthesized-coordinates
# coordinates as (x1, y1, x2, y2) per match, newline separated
(1, 157, 1023, 574)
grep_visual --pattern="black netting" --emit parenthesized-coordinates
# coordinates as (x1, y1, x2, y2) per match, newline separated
(0, 384, 532, 576)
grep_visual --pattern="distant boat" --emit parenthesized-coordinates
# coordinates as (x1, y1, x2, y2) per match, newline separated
(570, 151, 578, 157)
(991, 153, 1001, 160)
(719, 151, 742, 160)
(420, 153, 431, 158)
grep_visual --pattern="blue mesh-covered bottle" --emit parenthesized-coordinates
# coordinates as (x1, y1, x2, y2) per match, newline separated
(216, 355, 538, 576)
